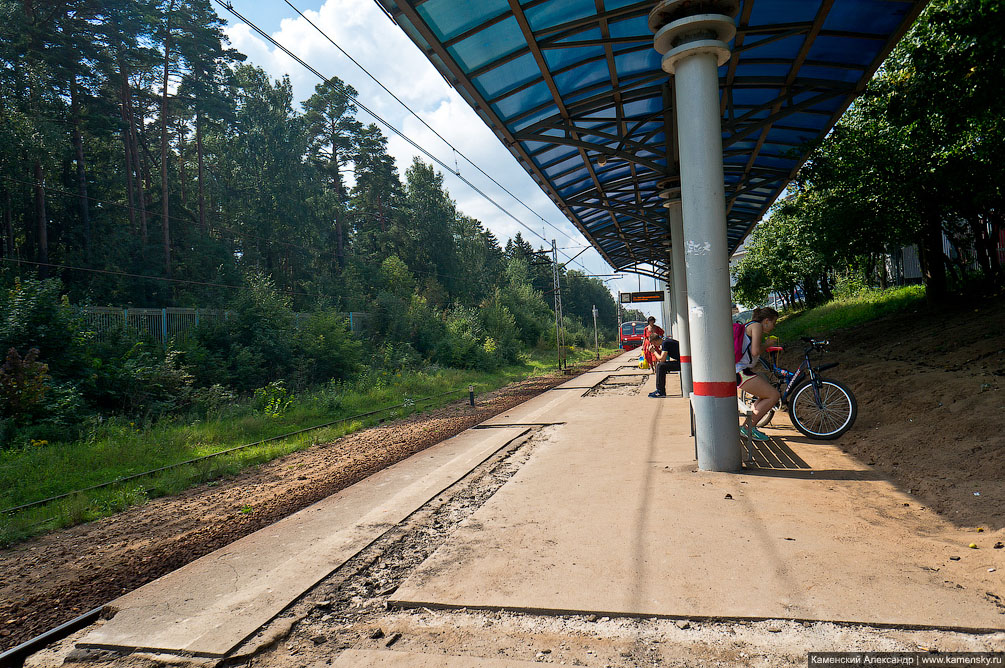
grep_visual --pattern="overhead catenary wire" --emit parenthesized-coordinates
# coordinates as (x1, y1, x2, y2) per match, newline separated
(281, 0, 587, 261)
(0, 175, 315, 256)
(0, 258, 320, 296)
(4, 178, 584, 289)
(212, 0, 592, 274)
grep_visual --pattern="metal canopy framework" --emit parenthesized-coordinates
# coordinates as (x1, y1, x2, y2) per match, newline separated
(374, 0, 926, 275)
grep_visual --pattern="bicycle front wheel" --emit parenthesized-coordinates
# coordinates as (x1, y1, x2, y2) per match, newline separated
(788, 377, 857, 440)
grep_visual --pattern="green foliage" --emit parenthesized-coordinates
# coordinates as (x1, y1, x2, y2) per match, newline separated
(732, 0, 1005, 305)
(0, 347, 49, 427)
(0, 1, 625, 454)
(295, 310, 363, 384)
(434, 305, 493, 370)
(0, 345, 613, 546)
(479, 288, 520, 364)
(0, 278, 89, 381)
(499, 258, 552, 346)
(773, 285, 925, 342)
(253, 381, 292, 418)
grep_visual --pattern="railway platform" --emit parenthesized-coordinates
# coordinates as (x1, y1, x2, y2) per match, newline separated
(64, 350, 1004, 664)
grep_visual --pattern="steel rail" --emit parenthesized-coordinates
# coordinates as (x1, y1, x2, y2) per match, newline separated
(2, 388, 470, 516)
(0, 607, 103, 668)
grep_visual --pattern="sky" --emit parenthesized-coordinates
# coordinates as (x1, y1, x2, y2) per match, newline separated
(213, 0, 667, 321)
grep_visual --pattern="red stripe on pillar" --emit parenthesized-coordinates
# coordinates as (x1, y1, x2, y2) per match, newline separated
(692, 381, 736, 398)
(680, 356, 691, 363)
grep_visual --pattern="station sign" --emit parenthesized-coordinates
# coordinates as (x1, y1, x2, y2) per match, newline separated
(620, 291, 664, 303)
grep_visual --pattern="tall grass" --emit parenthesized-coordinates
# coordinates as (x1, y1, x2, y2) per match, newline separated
(772, 284, 925, 342)
(0, 345, 613, 546)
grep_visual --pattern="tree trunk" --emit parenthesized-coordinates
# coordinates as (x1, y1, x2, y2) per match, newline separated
(989, 209, 1003, 283)
(196, 111, 206, 233)
(122, 122, 136, 231)
(972, 213, 996, 287)
(820, 271, 834, 302)
(130, 92, 148, 246)
(70, 75, 91, 261)
(139, 113, 151, 247)
(2, 187, 13, 258)
(115, 49, 137, 234)
(159, 0, 176, 277)
(918, 217, 947, 303)
(33, 160, 48, 278)
(177, 117, 186, 209)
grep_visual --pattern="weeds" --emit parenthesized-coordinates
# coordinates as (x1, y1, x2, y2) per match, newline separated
(773, 285, 925, 342)
(0, 346, 613, 547)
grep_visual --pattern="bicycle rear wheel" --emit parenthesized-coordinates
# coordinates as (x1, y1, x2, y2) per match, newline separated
(788, 377, 857, 440)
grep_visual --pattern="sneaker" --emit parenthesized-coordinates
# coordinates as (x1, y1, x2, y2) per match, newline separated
(648, 390, 666, 398)
(740, 425, 769, 441)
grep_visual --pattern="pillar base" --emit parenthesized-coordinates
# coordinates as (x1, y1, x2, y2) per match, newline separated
(691, 394, 742, 472)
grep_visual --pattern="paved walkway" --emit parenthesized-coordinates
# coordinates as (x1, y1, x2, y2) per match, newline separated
(392, 352, 1003, 631)
(76, 351, 1005, 664)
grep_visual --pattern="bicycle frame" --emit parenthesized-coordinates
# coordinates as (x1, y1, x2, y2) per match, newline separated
(759, 340, 838, 406)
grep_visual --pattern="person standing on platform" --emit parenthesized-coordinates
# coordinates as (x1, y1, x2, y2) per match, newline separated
(647, 333, 681, 398)
(641, 316, 664, 374)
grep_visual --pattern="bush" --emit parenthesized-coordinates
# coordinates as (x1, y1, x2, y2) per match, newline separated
(295, 309, 363, 384)
(0, 347, 49, 426)
(191, 384, 237, 418)
(479, 289, 520, 364)
(180, 273, 296, 392)
(253, 381, 292, 418)
(434, 305, 497, 370)
(370, 340, 422, 372)
(0, 278, 89, 382)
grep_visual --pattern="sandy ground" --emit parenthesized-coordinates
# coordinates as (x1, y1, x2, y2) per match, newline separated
(809, 294, 1005, 532)
(6, 295, 1005, 665)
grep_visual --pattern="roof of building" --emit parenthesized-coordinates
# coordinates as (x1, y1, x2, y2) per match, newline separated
(373, 0, 927, 276)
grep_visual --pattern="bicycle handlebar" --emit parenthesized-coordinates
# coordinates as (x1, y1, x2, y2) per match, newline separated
(800, 337, 829, 351)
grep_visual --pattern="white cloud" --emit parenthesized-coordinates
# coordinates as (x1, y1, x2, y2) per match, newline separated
(222, 0, 624, 296)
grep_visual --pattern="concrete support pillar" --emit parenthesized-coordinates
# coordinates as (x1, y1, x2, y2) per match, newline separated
(668, 201, 693, 396)
(651, 0, 740, 472)
(663, 279, 673, 339)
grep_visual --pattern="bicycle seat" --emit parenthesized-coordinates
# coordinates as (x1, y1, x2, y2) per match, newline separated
(766, 346, 783, 353)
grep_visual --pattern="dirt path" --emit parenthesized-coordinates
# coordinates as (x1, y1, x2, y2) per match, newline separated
(0, 361, 611, 651)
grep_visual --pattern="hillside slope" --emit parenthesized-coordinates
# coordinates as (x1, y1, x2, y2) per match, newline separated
(780, 294, 1005, 530)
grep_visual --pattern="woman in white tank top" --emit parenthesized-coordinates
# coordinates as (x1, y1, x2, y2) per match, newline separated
(737, 307, 780, 441)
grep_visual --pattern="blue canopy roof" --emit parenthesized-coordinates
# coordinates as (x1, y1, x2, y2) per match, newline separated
(374, 0, 927, 276)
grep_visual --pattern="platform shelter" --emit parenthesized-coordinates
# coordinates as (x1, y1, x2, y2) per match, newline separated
(371, 0, 927, 471)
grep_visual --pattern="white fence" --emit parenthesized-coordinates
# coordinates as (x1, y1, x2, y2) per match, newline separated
(78, 307, 370, 344)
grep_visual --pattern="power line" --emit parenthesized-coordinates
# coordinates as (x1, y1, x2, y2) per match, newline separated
(213, 0, 592, 274)
(2, 178, 560, 288)
(0, 258, 318, 297)
(281, 0, 586, 260)
(0, 175, 315, 256)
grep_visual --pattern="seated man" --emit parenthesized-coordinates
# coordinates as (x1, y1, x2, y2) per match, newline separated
(647, 332, 681, 398)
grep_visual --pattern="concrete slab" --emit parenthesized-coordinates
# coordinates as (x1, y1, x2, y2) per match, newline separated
(480, 352, 661, 423)
(332, 649, 543, 667)
(78, 427, 529, 657)
(391, 396, 1005, 631)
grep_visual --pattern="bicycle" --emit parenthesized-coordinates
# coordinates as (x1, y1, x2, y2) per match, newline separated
(740, 338, 858, 440)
